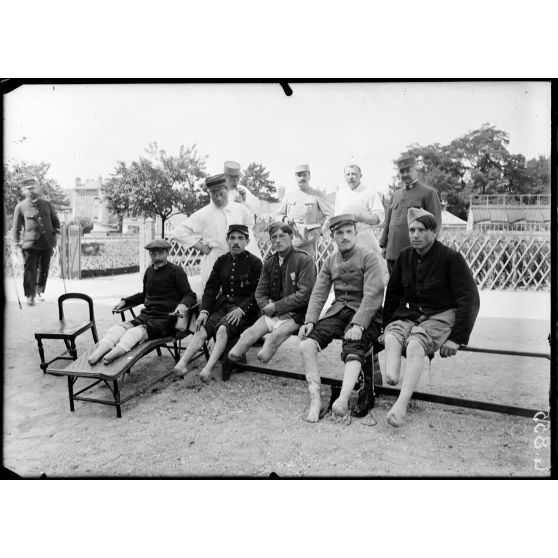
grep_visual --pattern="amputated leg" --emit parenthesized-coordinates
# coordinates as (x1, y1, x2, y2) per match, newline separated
(88, 324, 128, 365)
(228, 317, 268, 361)
(199, 325, 229, 382)
(386, 339, 426, 427)
(173, 328, 208, 379)
(256, 320, 299, 363)
(103, 325, 148, 364)
(384, 333, 404, 385)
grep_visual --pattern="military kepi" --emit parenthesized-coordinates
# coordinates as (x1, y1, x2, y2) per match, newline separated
(407, 207, 437, 227)
(145, 238, 172, 250)
(224, 161, 241, 176)
(329, 214, 356, 231)
(227, 224, 249, 236)
(396, 155, 417, 169)
(205, 174, 227, 190)
(294, 164, 310, 173)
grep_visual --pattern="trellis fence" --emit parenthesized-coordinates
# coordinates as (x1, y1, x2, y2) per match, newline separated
(4, 221, 550, 291)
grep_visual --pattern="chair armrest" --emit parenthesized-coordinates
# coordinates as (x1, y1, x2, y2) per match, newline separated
(112, 302, 141, 322)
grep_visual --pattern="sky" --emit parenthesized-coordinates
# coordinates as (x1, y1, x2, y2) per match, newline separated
(3, 81, 551, 198)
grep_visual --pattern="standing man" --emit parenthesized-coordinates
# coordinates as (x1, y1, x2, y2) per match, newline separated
(299, 215, 384, 423)
(224, 161, 260, 221)
(11, 177, 61, 306)
(172, 174, 262, 289)
(379, 155, 442, 274)
(228, 222, 316, 365)
(277, 164, 333, 259)
(173, 224, 262, 385)
(382, 208, 480, 427)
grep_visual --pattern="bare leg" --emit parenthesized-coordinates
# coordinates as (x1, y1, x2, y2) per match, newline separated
(384, 333, 403, 385)
(174, 328, 208, 378)
(199, 325, 229, 382)
(257, 319, 299, 363)
(300, 339, 327, 422)
(332, 359, 361, 417)
(228, 317, 268, 361)
(387, 339, 426, 427)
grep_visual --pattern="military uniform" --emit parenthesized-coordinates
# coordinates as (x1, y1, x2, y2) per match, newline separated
(200, 250, 263, 339)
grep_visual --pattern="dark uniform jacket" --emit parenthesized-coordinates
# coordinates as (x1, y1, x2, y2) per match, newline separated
(383, 240, 480, 346)
(379, 181, 442, 261)
(201, 251, 263, 320)
(123, 262, 197, 339)
(255, 246, 316, 324)
(305, 245, 384, 329)
(12, 198, 61, 250)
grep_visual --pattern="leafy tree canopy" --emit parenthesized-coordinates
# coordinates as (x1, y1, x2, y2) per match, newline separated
(4, 161, 71, 216)
(102, 143, 209, 236)
(239, 162, 279, 202)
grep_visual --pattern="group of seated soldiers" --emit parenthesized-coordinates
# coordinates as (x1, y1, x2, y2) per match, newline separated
(88, 185, 480, 428)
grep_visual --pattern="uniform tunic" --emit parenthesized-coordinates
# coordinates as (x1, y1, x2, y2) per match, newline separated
(172, 200, 262, 287)
(383, 240, 480, 346)
(334, 183, 385, 256)
(123, 262, 197, 339)
(305, 245, 384, 329)
(255, 246, 316, 324)
(276, 188, 333, 258)
(379, 180, 442, 262)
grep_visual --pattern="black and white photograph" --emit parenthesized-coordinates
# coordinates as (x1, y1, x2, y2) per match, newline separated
(2, 80, 552, 478)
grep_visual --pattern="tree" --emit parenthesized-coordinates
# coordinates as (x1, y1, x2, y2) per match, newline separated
(102, 143, 209, 236)
(70, 216, 94, 234)
(3, 161, 70, 217)
(239, 162, 279, 202)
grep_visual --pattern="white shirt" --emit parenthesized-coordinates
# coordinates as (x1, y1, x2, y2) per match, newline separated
(230, 186, 260, 218)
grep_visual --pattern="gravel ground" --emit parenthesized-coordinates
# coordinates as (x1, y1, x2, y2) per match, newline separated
(2, 297, 551, 478)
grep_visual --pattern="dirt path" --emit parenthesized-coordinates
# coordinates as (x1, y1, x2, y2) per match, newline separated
(2, 299, 551, 478)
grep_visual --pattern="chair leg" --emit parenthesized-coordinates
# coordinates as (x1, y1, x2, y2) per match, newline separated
(155, 346, 162, 357)
(92, 324, 99, 343)
(69, 339, 78, 360)
(113, 380, 122, 418)
(67, 376, 75, 412)
(36, 336, 47, 374)
(202, 342, 210, 361)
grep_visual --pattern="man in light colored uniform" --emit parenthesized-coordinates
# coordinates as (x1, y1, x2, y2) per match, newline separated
(224, 161, 260, 221)
(172, 174, 262, 289)
(276, 164, 333, 259)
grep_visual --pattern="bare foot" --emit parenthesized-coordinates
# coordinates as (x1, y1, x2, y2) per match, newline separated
(305, 396, 328, 423)
(386, 401, 407, 427)
(331, 397, 350, 418)
(385, 370, 400, 386)
(173, 363, 189, 379)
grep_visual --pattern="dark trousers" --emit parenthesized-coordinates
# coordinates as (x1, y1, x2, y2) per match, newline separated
(387, 259, 395, 275)
(22, 248, 53, 297)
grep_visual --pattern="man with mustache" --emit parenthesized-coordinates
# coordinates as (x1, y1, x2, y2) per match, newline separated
(276, 164, 333, 259)
(173, 224, 262, 385)
(227, 222, 316, 365)
(299, 215, 384, 422)
(223, 161, 260, 221)
(380, 156, 442, 274)
(382, 208, 479, 427)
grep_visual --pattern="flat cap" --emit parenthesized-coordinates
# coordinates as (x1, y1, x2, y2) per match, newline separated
(227, 223, 249, 236)
(294, 164, 310, 173)
(268, 221, 293, 236)
(22, 178, 38, 186)
(329, 214, 356, 231)
(407, 207, 437, 227)
(205, 174, 227, 191)
(396, 156, 417, 169)
(145, 238, 172, 250)
(224, 161, 241, 176)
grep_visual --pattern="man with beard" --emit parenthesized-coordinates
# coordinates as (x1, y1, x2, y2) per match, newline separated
(299, 215, 384, 423)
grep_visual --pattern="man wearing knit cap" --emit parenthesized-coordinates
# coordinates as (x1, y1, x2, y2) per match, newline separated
(173, 224, 262, 385)
(382, 207, 480, 427)
(87, 238, 197, 365)
(172, 174, 262, 289)
(223, 161, 260, 219)
(299, 214, 384, 423)
(228, 221, 316, 365)
(276, 164, 333, 259)
(379, 155, 442, 274)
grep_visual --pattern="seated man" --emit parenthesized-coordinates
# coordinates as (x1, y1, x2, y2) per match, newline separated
(88, 239, 197, 365)
(172, 224, 262, 385)
(299, 214, 384, 423)
(383, 207, 480, 427)
(228, 222, 316, 364)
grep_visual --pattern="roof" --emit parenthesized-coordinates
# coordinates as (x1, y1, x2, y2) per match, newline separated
(74, 179, 101, 191)
(470, 205, 550, 224)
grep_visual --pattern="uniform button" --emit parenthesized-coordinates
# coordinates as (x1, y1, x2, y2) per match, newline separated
(343, 283, 348, 286)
